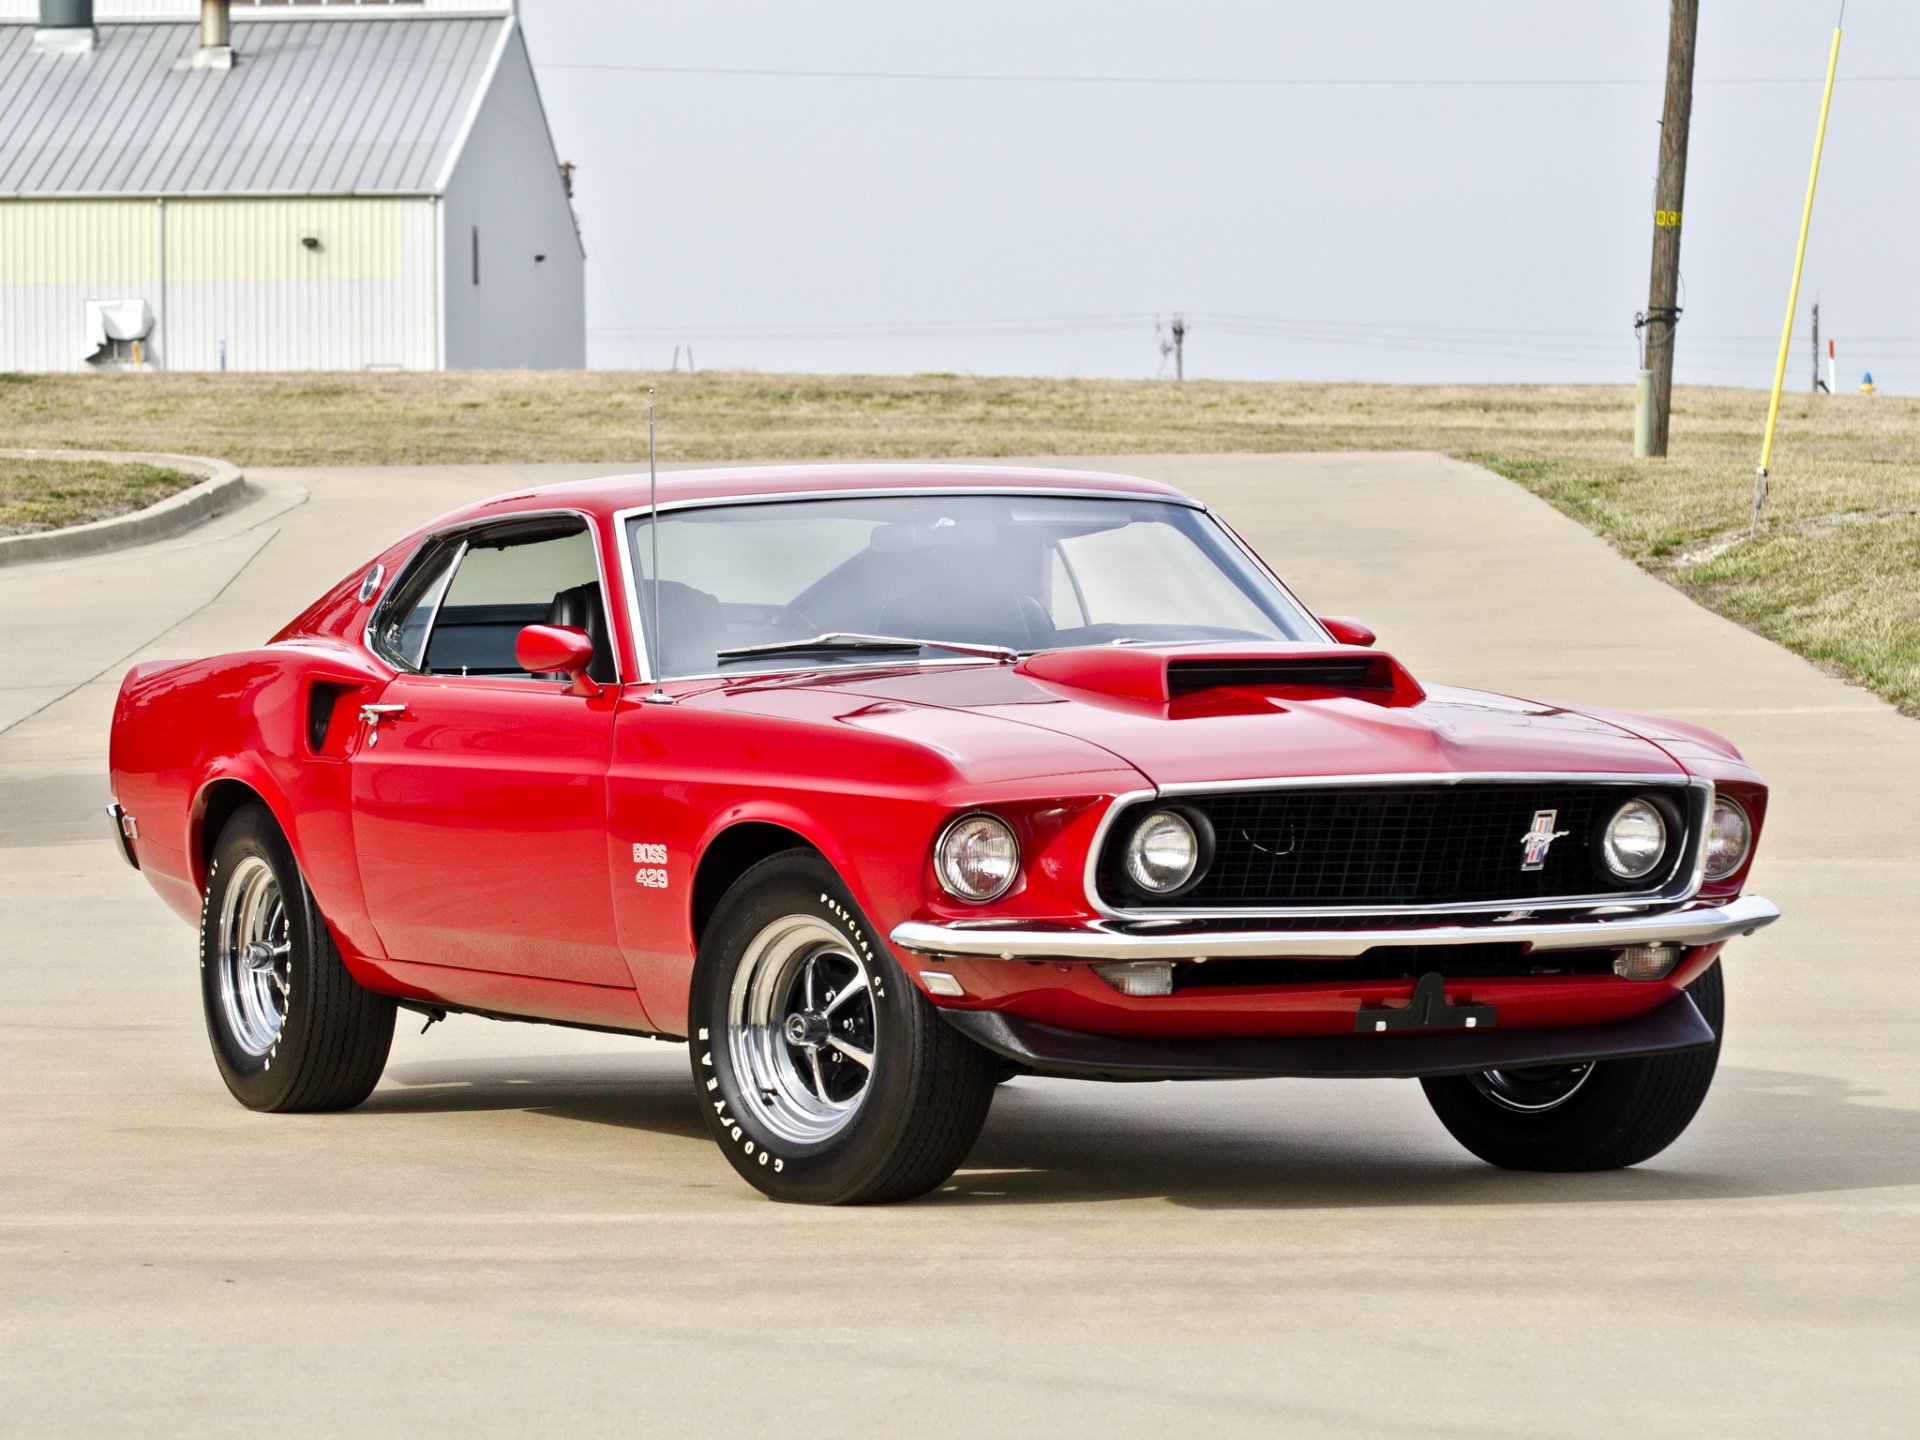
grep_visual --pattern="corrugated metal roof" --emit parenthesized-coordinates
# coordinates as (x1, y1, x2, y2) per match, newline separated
(0, 18, 507, 196)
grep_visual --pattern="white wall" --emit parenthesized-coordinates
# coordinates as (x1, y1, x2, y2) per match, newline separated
(159, 197, 440, 371)
(438, 21, 584, 370)
(0, 197, 155, 370)
(0, 196, 439, 371)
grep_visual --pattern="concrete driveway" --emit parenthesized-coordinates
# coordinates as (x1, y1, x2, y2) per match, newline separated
(2, 454, 1914, 1438)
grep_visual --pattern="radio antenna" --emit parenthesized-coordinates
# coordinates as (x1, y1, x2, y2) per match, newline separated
(643, 387, 672, 705)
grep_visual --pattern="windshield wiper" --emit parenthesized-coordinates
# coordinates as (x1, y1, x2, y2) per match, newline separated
(714, 632, 1018, 663)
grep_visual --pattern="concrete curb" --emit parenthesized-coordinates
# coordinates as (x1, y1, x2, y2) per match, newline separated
(0, 449, 249, 568)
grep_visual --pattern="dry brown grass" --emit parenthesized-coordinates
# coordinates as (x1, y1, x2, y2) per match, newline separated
(1, 370, 1914, 710)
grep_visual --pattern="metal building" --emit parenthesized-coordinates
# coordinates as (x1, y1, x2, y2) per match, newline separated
(0, 0, 584, 371)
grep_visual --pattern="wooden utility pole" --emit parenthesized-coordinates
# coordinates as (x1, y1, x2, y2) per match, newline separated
(1642, 0, 1699, 457)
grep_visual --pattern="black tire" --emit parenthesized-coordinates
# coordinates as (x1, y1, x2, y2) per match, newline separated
(688, 849, 998, 1204)
(199, 804, 396, 1112)
(1421, 961, 1724, 1171)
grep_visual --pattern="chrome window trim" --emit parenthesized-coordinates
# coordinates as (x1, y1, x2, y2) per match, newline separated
(361, 532, 449, 671)
(612, 487, 1317, 685)
(412, 537, 467, 673)
(1200, 504, 1335, 644)
(362, 507, 625, 685)
(1081, 774, 1715, 921)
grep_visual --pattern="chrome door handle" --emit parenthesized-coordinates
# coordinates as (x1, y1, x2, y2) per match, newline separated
(359, 703, 409, 727)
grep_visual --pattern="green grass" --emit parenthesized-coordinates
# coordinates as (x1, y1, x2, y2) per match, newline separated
(1, 371, 1915, 712)
(0, 456, 198, 537)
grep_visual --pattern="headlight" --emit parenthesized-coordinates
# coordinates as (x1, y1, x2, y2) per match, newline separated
(1704, 794, 1752, 880)
(1599, 797, 1669, 882)
(935, 813, 1019, 902)
(1122, 808, 1211, 896)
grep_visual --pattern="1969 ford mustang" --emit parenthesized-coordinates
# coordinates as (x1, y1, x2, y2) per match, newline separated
(107, 464, 1778, 1203)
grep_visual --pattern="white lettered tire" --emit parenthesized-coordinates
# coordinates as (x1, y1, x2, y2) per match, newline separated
(687, 849, 998, 1204)
(199, 804, 396, 1111)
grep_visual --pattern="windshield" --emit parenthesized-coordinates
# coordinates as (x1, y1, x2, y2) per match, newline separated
(625, 493, 1316, 678)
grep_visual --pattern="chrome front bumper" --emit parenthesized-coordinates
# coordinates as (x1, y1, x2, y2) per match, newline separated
(890, 894, 1780, 963)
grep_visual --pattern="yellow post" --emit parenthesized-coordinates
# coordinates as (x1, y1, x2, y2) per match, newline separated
(1753, 21, 1844, 538)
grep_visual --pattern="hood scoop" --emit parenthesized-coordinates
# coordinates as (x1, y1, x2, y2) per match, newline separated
(1017, 644, 1425, 708)
(1168, 655, 1395, 697)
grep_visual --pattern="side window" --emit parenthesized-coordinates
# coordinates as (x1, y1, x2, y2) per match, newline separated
(369, 520, 611, 681)
(424, 525, 603, 678)
(369, 540, 461, 671)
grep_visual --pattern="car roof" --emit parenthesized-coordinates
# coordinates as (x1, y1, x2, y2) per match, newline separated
(430, 463, 1198, 532)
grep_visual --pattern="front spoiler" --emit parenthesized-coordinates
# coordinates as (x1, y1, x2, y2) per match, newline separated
(890, 894, 1779, 963)
(942, 991, 1718, 1082)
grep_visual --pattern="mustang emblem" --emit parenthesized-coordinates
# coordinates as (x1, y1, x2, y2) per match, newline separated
(1519, 810, 1570, 871)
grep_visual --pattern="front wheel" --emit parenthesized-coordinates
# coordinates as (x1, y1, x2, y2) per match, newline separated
(688, 850, 998, 1204)
(1420, 961, 1724, 1171)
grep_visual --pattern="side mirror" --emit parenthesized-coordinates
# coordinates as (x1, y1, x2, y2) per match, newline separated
(516, 624, 602, 696)
(1319, 616, 1377, 649)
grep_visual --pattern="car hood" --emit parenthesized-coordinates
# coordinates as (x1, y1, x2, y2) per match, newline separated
(777, 662, 1686, 788)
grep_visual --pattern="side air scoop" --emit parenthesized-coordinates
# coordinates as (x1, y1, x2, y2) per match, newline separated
(1014, 643, 1426, 707)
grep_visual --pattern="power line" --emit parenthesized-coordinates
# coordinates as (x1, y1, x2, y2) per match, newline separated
(591, 311, 1920, 354)
(588, 324, 1796, 377)
(537, 60, 1920, 88)
(589, 315, 1148, 340)
(1189, 312, 1628, 340)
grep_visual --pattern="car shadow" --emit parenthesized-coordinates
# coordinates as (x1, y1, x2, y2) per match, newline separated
(366, 1052, 1920, 1209)
(365, 1050, 711, 1144)
(937, 1064, 1920, 1210)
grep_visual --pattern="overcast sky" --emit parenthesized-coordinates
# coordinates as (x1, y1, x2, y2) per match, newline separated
(522, 0, 1917, 392)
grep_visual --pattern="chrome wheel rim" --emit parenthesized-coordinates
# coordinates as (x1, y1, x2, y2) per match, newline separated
(725, 914, 878, 1145)
(1470, 1063, 1594, 1113)
(217, 855, 290, 1057)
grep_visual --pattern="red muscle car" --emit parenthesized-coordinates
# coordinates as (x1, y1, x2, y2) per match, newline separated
(107, 464, 1778, 1203)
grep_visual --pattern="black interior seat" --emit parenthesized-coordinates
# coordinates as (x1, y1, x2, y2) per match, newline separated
(543, 582, 618, 683)
(423, 602, 548, 675)
(646, 580, 729, 676)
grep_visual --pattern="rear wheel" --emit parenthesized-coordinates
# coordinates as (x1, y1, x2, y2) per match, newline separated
(688, 850, 998, 1204)
(200, 804, 396, 1112)
(1421, 962, 1724, 1171)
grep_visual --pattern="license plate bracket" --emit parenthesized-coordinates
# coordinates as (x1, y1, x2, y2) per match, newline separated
(1355, 971, 1497, 1034)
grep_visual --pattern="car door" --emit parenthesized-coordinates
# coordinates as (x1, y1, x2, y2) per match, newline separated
(349, 514, 629, 986)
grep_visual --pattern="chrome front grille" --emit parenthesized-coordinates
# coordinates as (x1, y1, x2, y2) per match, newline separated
(1096, 780, 1699, 913)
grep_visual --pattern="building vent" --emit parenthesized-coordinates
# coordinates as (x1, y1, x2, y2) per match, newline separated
(34, 0, 96, 54)
(193, 0, 233, 70)
(84, 299, 154, 368)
